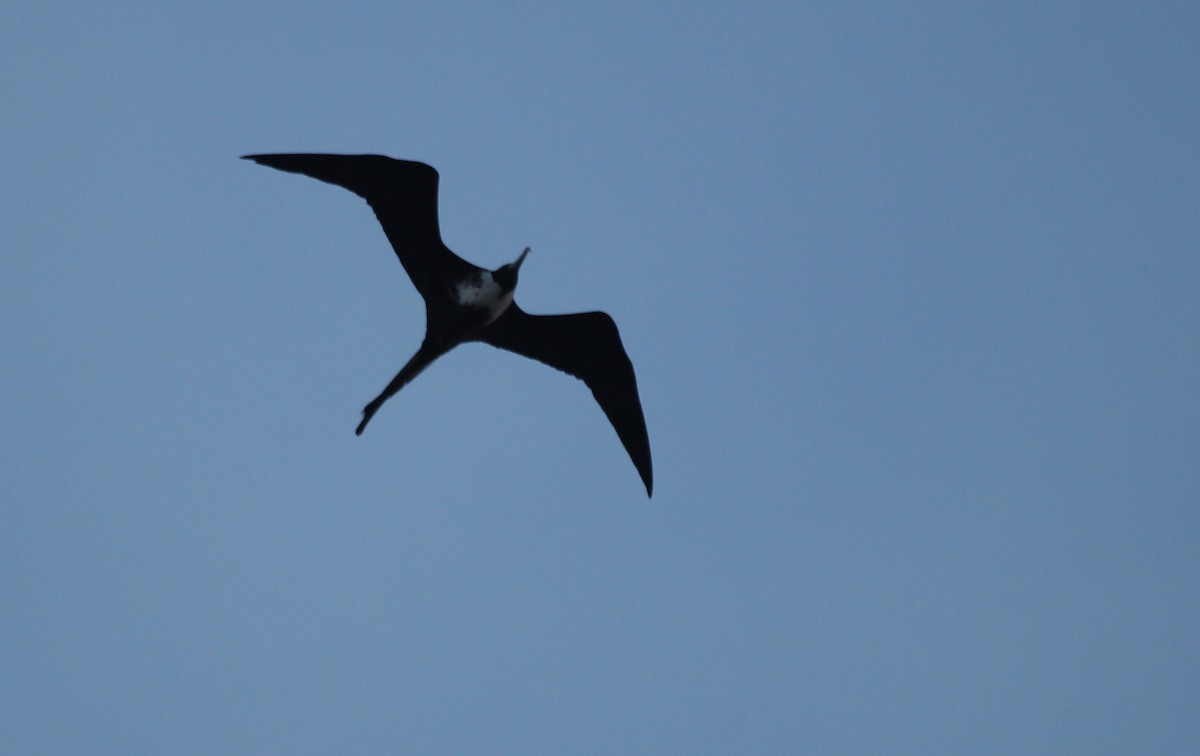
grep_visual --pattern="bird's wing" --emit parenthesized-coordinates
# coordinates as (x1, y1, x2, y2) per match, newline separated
(243, 154, 480, 299)
(478, 304, 653, 496)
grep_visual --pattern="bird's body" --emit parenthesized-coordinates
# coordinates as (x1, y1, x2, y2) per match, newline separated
(453, 269, 515, 323)
(243, 153, 653, 496)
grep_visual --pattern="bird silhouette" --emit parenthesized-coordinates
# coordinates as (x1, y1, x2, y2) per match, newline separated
(244, 154, 652, 496)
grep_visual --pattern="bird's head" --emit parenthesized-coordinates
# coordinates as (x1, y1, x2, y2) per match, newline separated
(493, 246, 531, 290)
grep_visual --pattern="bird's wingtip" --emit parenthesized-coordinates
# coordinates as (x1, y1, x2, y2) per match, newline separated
(355, 407, 374, 436)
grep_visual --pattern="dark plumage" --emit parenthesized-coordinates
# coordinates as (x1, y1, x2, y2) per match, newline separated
(243, 153, 653, 496)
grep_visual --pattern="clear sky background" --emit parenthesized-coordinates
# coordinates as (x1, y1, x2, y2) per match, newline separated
(3, 3, 1197, 753)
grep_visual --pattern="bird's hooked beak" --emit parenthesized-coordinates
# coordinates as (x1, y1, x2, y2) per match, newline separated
(514, 246, 531, 270)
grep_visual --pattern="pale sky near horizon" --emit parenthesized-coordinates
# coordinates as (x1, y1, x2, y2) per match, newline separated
(3, 3, 1197, 753)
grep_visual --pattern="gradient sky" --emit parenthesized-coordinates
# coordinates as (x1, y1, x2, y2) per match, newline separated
(3, 3, 1197, 753)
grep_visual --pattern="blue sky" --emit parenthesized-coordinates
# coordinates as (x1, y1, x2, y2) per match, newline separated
(3, 2, 1197, 753)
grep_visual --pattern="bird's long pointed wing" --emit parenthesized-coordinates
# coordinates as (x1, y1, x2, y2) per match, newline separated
(479, 304, 653, 496)
(242, 154, 480, 299)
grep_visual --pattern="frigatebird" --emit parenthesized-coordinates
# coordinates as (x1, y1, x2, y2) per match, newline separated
(243, 154, 652, 496)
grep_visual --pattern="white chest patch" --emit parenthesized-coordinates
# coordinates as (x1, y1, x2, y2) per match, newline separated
(455, 271, 513, 323)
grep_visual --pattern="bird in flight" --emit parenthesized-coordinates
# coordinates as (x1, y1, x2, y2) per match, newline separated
(243, 154, 653, 496)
